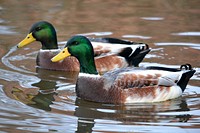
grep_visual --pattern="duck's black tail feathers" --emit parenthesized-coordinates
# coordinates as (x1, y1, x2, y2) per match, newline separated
(118, 44, 150, 66)
(177, 69, 196, 92)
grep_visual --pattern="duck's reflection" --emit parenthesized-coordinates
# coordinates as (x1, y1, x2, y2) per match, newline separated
(10, 80, 57, 111)
(76, 118, 94, 133)
(74, 98, 192, 132)
(5, 77, 192, 133)
(36, 67, 78, 83)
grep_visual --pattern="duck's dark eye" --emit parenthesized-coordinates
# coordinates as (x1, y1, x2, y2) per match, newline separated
(72, 41, 79, 45)
(35, 27, 42, 31)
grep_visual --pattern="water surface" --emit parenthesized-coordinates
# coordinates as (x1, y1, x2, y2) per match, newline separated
(0, 0, 200, 132)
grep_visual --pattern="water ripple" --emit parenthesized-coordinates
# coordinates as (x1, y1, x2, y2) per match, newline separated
(0, 25, 17, 35)
(172, 32, 200, 36)
(77, 32, 113, 36)
(1, 46, 36, 74)
(122, 34, 151, 39)
(141, 17, 164, 21)
(0, 68, 39, 88)
(154, 42, 200, 50)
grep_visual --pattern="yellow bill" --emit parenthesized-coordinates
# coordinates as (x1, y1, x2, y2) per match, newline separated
(51, 48, 71, 62)
(17, 33, 36, 48)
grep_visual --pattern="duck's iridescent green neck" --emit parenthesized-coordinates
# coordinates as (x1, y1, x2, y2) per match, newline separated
(78, 55, 98, 75)
(40, 35, 58, 50)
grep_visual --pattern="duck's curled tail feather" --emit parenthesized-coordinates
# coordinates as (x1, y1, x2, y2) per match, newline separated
(118, 44, 150, 66)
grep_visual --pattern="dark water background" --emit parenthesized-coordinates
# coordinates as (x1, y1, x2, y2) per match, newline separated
(0, 0, 200, 132)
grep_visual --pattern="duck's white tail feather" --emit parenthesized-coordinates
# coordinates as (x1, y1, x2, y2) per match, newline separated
(158, 73, 181, 86)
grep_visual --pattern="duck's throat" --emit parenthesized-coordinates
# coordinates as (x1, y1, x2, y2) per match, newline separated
(41, 38, 58, 50)
(79, 58, 98, 75)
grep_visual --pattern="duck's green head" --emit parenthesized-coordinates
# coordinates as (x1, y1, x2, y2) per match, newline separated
(17, 21, 58, 49)
(52, 35, 98, 74)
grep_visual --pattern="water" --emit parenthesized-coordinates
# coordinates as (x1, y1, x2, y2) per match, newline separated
(0, 0, 200, 132)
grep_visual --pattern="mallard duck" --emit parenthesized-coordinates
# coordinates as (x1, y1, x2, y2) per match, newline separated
(51, 35, 195, 104)
(17, 21, 150, 73)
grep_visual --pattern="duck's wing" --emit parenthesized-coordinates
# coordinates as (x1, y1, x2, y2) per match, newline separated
(91, 41, 148, 56)
(112, 69, 194, 90)
(95, 55, 129, 74)
(94, 45, 151, 73)
(110, 68, 195, 103)
(112, 70, 162, 89)
(93, 43, 150, 68)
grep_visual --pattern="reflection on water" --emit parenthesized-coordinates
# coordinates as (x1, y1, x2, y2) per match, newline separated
(3, 84, 199, 132)
(0, 0, 200, 132)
